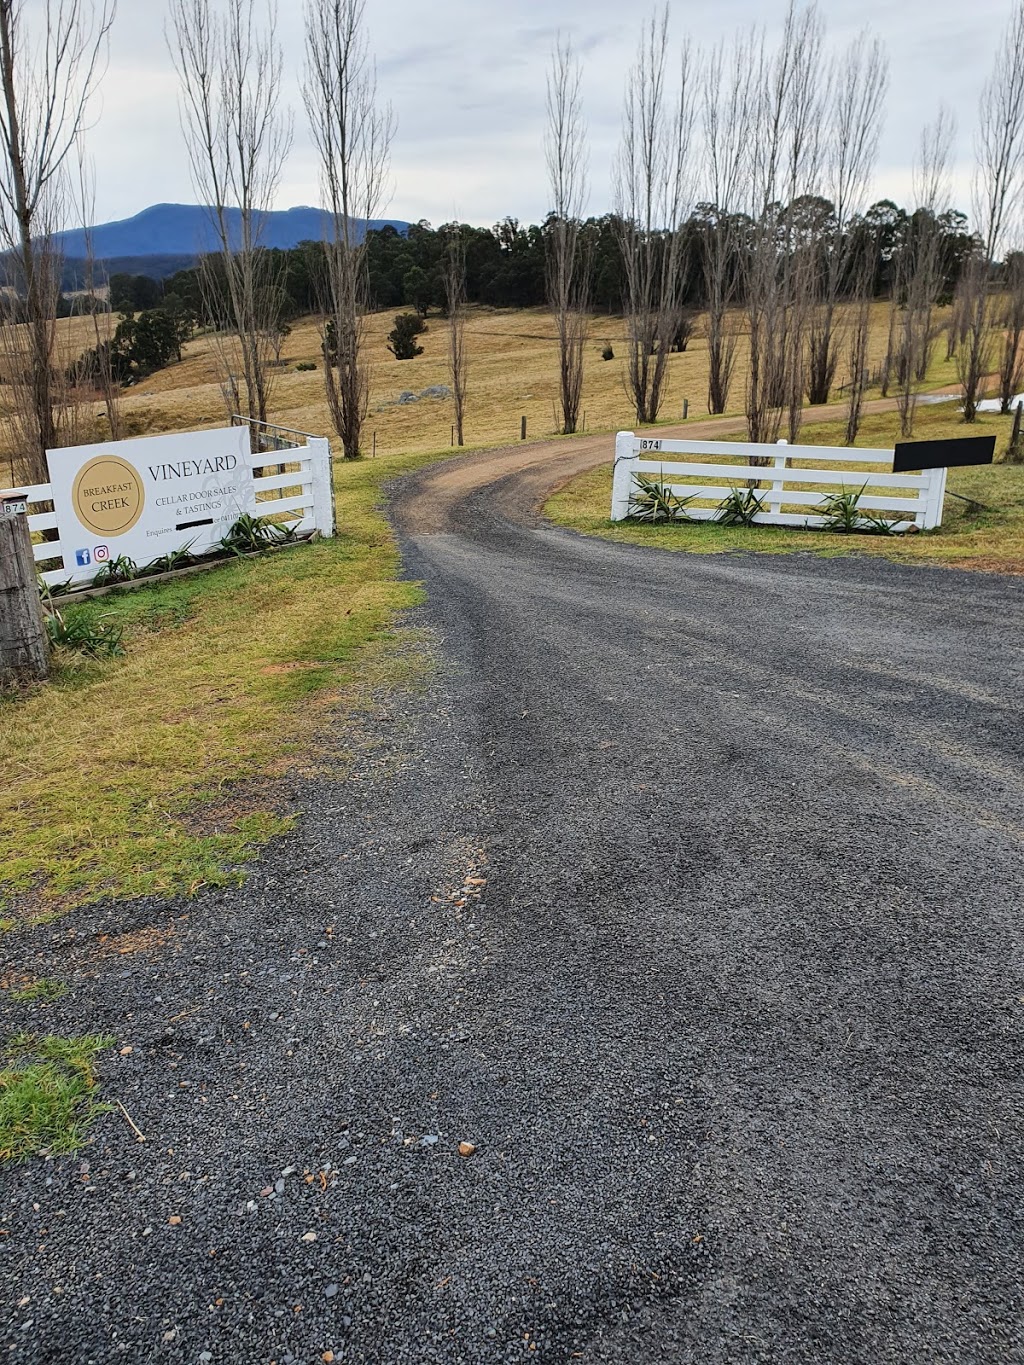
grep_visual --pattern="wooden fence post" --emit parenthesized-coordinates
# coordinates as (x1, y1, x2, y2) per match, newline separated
(0, 498, 49, 685)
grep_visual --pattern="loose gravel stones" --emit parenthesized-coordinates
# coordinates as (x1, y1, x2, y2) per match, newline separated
(1, 441, 1022, 1363)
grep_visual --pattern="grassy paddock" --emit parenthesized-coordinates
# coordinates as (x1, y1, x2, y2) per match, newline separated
(545, 405, 1024, 573)
(0, 448, 458, 921)
(0, 299, 929, 484)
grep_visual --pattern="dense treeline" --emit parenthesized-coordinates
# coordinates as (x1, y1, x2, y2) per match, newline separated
(92, 198, 977, 328)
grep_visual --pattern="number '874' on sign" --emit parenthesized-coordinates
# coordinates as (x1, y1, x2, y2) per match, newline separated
(638, 439, 663, 452)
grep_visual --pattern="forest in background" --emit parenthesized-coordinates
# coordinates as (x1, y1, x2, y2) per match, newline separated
(94, 200, 979, 321)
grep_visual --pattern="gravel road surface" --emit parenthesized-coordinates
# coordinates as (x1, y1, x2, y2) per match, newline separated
(3, 435, 1023, 1364)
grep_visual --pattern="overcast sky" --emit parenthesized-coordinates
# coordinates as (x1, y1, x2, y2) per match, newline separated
(88, 0, 1016, 229)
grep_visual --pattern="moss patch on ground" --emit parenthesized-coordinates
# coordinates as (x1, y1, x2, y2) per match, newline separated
(0, 449, 452, 919)
(545, 406, 1024, 573)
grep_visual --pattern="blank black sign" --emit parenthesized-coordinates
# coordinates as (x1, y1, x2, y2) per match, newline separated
(893, 436, 996, 473)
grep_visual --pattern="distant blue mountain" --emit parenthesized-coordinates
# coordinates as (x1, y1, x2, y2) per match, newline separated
(53, 203, 409, 260)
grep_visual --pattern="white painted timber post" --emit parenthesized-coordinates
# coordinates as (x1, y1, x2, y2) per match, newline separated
(919, 464, 948, 530)
(307, 437, 336, 538)
(610, 431, 637, 521)
(770, 439, 788, 517)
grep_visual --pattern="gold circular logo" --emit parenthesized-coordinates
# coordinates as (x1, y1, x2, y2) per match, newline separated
(72, 455, 145, 537)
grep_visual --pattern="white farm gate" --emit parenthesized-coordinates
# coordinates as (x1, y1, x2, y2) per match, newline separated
(610, 432, 948, 532)
(0, 421, 335, 590)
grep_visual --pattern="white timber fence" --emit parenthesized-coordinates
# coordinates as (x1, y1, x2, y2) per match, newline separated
(0, 424, 335, 590)
(610, 432, 948, 532)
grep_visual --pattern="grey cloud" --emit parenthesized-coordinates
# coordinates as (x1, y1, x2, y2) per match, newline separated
(80, 0, 1017, 231)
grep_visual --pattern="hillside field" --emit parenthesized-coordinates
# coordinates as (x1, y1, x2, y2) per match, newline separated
(0, 300, 972, 485)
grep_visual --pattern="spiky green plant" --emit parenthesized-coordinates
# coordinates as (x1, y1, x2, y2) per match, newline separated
(821, 483, 898, 535)
(628, 472, 696, 523)
(91, 555, 138, 587)
(38, 576, 73, 599)
(144, 544, 196, 575)
(715, 486, 767, 526)
(219, 513, 287, 555)
(46, 609, 124, 658)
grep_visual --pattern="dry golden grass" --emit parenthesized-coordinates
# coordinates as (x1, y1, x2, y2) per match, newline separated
(81, 299, 942, 458)
(0, 314, 114, 377)
(0, 299, 964, 475)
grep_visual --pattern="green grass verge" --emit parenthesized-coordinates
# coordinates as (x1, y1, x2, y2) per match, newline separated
(545, 406, 1024, 572)
(0, 1033, 115, 1162)
(0, 447, 455, 919)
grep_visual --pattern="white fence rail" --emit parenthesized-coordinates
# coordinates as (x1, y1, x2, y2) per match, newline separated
(610, 432, 948, 531)
(1, 434, 334, 589)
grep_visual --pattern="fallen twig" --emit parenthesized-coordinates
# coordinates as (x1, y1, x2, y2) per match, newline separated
(117, 1101, 147, 1144)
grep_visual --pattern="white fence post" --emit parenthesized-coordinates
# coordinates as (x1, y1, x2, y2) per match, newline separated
(307, 437, 336, 539)
(919, 464, 947, 530)
(769, 440, 788, 517)
(611, 431, 637, 522)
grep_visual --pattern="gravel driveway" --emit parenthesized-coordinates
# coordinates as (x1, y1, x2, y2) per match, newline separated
(3, 438, 1023, 1364)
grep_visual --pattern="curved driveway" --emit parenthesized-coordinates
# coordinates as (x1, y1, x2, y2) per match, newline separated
(390, 437, 1024, 1362)
(3, 431, 1023, 1365)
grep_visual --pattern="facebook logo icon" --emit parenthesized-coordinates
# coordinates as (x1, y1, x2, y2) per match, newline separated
(75, 548, 92, 567)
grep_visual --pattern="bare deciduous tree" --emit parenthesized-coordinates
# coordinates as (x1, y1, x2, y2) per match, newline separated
(997, 249, 1024, 411)
(959, 2, 1024, 421)
(699, 33, 753, 415)
(545, 35, 590, 436)
(843, 241, 874, 444)
(169, 0, 292, 446)
(614, 6, 696, 426)
(743, 2, 825, 446)
(805, 31, 888, 408)
(72, 145, 120, 441)
(894, 109, 954, 437)
(0, 0, 114, 483)
(946, 280, 971, 361)
(303, 0, 393, 460)
(443, 223, 468, 447)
